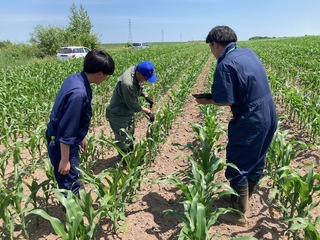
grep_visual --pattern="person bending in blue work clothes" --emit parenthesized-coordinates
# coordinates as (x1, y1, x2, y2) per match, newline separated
(195, 25, 278, 226)
(106, 61, 157, 158)
(46, 49, 115, 195)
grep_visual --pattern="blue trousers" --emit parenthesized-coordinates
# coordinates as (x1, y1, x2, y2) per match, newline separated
(225, 101, 277, 186)
(47, 142, 82, 195)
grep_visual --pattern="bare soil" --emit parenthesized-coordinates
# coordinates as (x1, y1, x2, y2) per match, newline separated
(11, 57, 320, 240)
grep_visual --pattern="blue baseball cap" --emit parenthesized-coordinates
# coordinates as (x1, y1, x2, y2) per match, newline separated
(136, 61, 157, 83)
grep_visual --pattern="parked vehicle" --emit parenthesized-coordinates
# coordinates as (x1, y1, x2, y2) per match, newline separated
(131, 42, 148, 50)
(56, 46, 90, 60)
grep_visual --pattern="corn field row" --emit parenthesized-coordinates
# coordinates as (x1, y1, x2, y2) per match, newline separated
(163, 81, 319, 239)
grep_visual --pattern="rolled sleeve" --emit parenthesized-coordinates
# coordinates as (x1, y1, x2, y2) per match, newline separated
(212, 69, 235, 105)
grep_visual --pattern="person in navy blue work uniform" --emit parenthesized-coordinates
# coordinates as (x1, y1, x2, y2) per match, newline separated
(195, 26, 278, 226)
(46, 49, 115, 195)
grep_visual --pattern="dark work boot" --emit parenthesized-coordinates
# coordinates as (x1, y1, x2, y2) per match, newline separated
(219, 183, 248, 226)
(231, 184, 248, 213)
(221, 181, 253, 203)
(248, 181, 258, 198)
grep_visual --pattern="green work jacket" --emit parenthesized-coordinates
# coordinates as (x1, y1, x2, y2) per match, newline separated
(106, 66, 147, 116)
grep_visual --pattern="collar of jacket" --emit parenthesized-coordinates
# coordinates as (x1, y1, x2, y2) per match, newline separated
(218, 42, 237, 64)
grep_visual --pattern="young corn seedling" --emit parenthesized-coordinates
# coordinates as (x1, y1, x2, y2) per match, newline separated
(3, 164, 31, 239)
(0, 150, 11, 179)
(179, 192, 209, 240)
(276, 166, 320, 239)
(31, 188, 110, 240)
(285, 216, 320, 240)
(160, 152, 235, 240)
(25, 125, 45, 162)
(23, 176, 51, 222)
(265, 128, 307, 191)
(78, 167, 124, 233)
(79, 161, 143, 234)
(159, 117, 237, 239)
(37, 157, 58, 212)
(0, 179, 16, 239)
(79, 134, 108, 170)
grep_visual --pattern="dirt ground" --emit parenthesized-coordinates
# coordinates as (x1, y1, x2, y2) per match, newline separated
(14, 58, 320, 240)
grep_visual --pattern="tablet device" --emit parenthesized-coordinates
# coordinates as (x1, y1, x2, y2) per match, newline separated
(192, 93, 212, 99)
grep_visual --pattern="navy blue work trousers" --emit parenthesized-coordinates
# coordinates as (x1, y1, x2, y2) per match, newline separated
(225, 102, 277, 186)
(47, 142, 81, 195)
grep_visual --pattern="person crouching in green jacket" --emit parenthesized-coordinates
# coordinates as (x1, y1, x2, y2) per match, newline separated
(106, 60, 157, 157)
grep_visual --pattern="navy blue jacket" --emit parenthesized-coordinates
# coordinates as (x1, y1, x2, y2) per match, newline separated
(212, 43, 277, 145)
(46, 71, 92, 146)
(212, 42, 274, 119)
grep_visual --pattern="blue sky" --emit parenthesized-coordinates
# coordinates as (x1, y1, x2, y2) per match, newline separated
(0, 0, 319, 44)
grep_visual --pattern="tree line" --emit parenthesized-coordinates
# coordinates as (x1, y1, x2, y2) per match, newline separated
(0, 3, 99, 67)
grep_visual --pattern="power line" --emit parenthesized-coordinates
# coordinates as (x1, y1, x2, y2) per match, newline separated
(128, 19, 132, 44)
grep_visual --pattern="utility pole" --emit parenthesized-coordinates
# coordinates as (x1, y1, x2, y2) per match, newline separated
(162, 29, 164, 42)
(128, 19, 132, 44)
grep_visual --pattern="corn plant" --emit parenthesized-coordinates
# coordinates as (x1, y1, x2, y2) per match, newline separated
(265, 128, 307, 190)
(24, 125, 46, 162)
(285, 216, 320, 240)
(0, 179, 16, 239)
(273, 166, 320, 239)
(78, 167, 126, 233)
(178, 192, 221, 240)
(31, 188, 111, 240)
(160, 149, 236, 239)
(78, 155, 148, 234)
(158, 112, 239, 239)
(0, 165, 31, 239)
(0, 150, 11, 179)
(39, 157, 58, 211)
(79, 134, 99, 170)
(23, 176, 52, 216)
(187, 107, 225, 167)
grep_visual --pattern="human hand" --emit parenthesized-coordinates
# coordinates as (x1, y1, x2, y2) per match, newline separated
(80, 138, 88, 153)
(147, 111, 155, 122)
(58, 159, 71, 175)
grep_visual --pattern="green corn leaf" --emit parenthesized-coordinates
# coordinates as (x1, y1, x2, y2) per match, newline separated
(30, 209, 68, 239)
(304, 224, 320, 240)
(196, 203, 207, 240)
(189, 194, 200, 233)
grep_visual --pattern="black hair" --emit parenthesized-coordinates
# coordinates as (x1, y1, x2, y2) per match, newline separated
(206, 26, 237, 46)
(83, 49, 115, 75)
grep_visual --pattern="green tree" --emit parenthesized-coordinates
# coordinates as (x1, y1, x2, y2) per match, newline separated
(0, 40, 12, 48)
(30, 25, 66, 56)
(65, 3, 99, 49)
(29, 3, 99, 56)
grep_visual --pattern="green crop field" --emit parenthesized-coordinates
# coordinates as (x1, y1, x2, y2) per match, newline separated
(0, 37, 319, 239)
